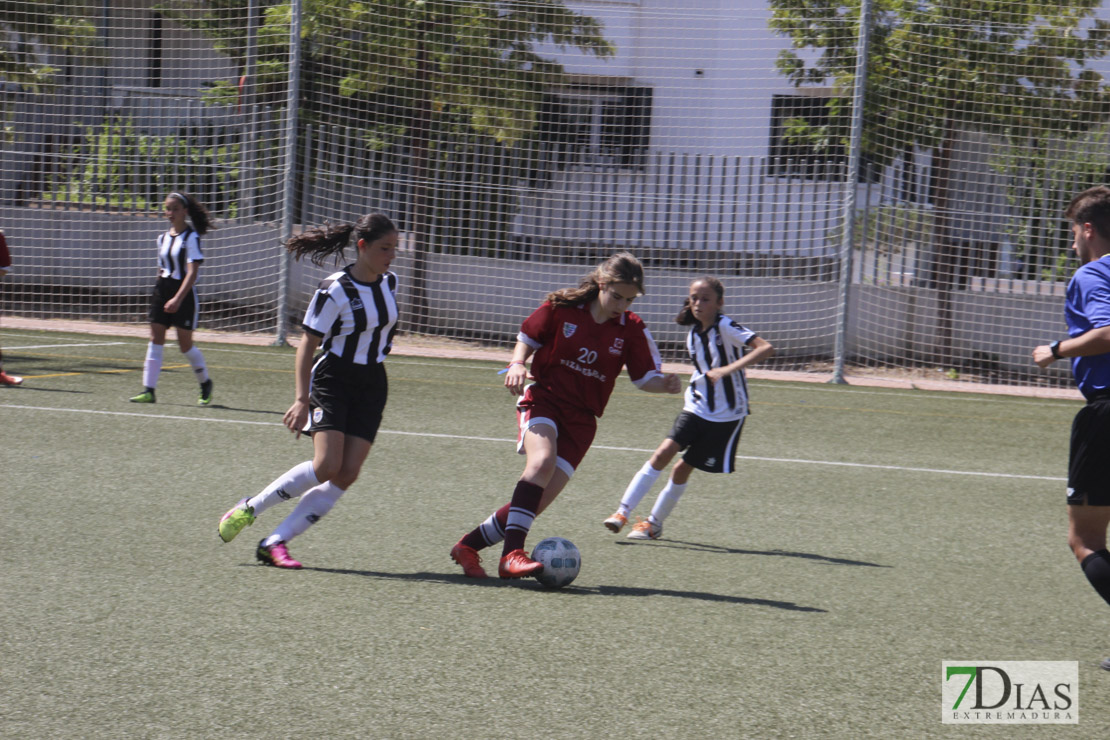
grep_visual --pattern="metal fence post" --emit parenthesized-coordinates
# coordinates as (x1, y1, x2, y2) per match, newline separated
(830, 0, 873, 384)
(274, 0, 303, 346)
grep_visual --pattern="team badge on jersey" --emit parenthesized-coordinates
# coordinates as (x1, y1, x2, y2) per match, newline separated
(563, 322, 577, 338)
(350, 297, 364, 310)
(609, 337, 624, 355)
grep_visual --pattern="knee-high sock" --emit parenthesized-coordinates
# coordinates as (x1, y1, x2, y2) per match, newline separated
(502, 481, 544, 555)
(142, 342, 164, 389)
(1080, 549, 1110, 606)
(183, 346, 210, 384)
(263, 481, 345, 546)
(649, 480, 688, 525)
(459, 504, 510, 551)
(247, 461, 320, 516)
(618, 461, 663, 517)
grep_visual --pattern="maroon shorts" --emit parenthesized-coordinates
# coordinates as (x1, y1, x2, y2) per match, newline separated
(515, 386, 597, 474)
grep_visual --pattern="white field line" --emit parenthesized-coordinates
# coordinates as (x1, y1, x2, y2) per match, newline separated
(2, 403, 1065, 482)
(5, 342, 128, 350)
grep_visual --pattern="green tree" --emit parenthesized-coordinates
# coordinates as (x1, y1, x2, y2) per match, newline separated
(159, 0, 614, 326)
(769, 0, 1110, 358)
(0, 1, 97, 139)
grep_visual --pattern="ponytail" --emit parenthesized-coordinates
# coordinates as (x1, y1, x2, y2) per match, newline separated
(547, 251, 645, 307)
(168, 192, 213, 235)
(285, 213, 397, 266)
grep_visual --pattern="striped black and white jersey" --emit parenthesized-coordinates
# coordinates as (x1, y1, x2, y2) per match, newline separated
(683, 314, 757, 422)
(157, 228, 204, 280)
(302, 267, 399, 365)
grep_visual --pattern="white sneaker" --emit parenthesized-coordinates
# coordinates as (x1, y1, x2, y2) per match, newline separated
(627, 518, 662, 540)
(602, 511, 628, 533)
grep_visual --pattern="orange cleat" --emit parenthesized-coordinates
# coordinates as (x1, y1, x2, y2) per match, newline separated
(450, 541, 488, 579)
(602, 511, 628, 533)
(498, 549, 544, 579)
(0, 372, 24, 387)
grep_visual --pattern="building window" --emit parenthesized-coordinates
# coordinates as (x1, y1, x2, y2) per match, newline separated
(535, 85, 652, 169)
(147, 12, 163, 88)
(767, 94, 879, 182)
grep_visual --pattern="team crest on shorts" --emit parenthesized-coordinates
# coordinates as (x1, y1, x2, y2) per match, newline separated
(563, 322, 577, 338)
(313, 408, 324, 424)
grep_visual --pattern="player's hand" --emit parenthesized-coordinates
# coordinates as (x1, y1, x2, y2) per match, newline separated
(705, 367, 728, 384)
(1032, 345, 1056, 369)
(663, 372, 682, 394)
(164, 298, 180, 314)
(283, 399, 310, 438)
(504, 363, 530, 396)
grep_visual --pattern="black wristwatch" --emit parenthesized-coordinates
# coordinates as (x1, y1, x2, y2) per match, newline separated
(1050, 340, 1063, 360)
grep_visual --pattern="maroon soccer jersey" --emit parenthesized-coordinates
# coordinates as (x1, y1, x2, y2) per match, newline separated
(518, 302, 664, 417)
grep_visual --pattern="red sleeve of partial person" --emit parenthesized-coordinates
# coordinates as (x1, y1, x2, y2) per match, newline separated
(0, 232, 10, 270)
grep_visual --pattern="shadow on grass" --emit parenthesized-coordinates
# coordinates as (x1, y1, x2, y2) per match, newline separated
(155, 402, 282, 415)
(300, 566, 827, 613)
(615, 539, 890, 568)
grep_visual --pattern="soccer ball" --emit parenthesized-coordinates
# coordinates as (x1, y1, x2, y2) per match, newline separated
(530, 537, 581, 589)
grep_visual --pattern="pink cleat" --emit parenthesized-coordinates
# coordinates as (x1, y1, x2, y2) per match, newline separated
(256, 540, 302, 569)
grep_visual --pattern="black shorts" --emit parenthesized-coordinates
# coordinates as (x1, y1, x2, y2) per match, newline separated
(148, 277, 199, 329)
(668, 411, 745, 474)
(1067, 398, 1110, 506)
(307, 353, 388, 443)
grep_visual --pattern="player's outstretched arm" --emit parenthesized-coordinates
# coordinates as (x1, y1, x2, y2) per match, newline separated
(638, 372, 682, 394)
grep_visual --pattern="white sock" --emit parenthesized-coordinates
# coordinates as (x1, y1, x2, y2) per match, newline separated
(504, 506, 536, 538)
(649, 481, 688, 525)
(183, 346, 210, 384)
(142, 342, 164, 389)
(267, 481, 345, 544)
(248, 461, 320, 516)
(618, 461, 663, 517)
(478, 512, 506, 547)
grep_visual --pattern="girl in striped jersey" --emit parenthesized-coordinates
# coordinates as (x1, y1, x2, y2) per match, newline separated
(604, 276, 774, 540)
(217, 214, 399, 569)
(129, 192, 215, 405)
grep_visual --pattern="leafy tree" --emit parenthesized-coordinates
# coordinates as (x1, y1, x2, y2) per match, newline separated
(159, 0, 614, 326)
(769, 0, 1110, 358)
(0, 1, 98, 139)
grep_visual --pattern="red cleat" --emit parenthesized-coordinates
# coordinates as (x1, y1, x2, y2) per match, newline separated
(0, 372, 23, 386)
(498, 549, 544, 579)
(450, 541, 488, 579)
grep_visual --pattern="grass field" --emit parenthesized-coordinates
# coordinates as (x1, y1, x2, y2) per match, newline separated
(1, 326, 1107, 738)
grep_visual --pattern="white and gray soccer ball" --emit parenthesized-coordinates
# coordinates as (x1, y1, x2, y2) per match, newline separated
(530, 537, 581, 589)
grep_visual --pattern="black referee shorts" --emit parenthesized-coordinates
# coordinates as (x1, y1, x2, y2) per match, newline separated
(1067, 397, 1110, 506)
(307, 353, 388, 443)
(148, 277, 198, 329)
(668, 410, 745, 474)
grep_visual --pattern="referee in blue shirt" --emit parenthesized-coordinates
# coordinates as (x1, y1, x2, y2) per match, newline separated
(1034, 185, 1110, 671)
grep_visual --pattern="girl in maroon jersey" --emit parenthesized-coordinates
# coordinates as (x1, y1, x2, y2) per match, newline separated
(0, 229, 23, 386)
(450, 252, 682, 580)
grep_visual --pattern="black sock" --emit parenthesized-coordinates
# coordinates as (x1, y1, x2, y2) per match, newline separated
(502, 480, 544, 555)
(1080, 549, 1110, 606)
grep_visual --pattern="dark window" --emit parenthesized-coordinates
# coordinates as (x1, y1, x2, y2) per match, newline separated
(767, 94, 879, 182)
(536, 85, 652, 170)
(147, 13, 163, 88)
